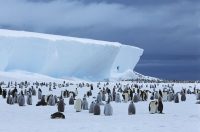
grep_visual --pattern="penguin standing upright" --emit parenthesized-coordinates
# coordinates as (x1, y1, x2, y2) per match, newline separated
(174, 93, 179, 103)
(104, 101, 113, 116)
(38, 89, 42, 100)
(187, 89, 191, 94)
(48, 95, 55, 106)
(75, 88, 78, 96)
(57, 98, 65, 112)
(143, 91, 148, 101)
(32, 88, 36, 96)
(128, 101, 136, 115)
(102, 92, 106, 101)
(97, 92, 104, 105)
(7, 95, 11, 104)
(2, 89, 7, 98)
(140, 91, 144, 101)
(108, 94, 112, 102)
(54, 95, 58, 104)
(133, 94, 139, 103)
(89, 101, 95, 113)
(74, 98, 82, 112)
(26, 92, 32, 105)
(90, 84, 93, 90)
(196, 93, 200, 100)
(14, 93, 18, 104)
(157, 97, 163, 114)
(18, 93, 25, 106)
(129, 89, 133, 101)
(0, 86, 2, 95)
(10, 95, 14, 104)
(69, 96, 74, 105)
(63, 91, 67, 98)
(7, 95, 14, 104)
(149, 101, 158, 114)
(93, 101, 101, 115)
(82, 97, 88, 110)
(181, 92, 186, 101)
(167, 92, 174, 102)
(112, 90, 116, 101)
(115, 93, 121, 103)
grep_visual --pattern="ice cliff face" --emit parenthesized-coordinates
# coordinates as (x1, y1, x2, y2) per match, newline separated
(111, 45, 143, 73)
(0, 29, 143, 80)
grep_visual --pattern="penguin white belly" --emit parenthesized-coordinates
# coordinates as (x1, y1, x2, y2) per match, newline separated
(74, 99, 82, 112)
(149, 101, 158, 114)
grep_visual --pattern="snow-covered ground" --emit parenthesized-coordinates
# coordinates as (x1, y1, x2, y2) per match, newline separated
(0, 72, 199, 132)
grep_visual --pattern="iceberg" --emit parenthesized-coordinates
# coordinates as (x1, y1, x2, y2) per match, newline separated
(0, 29, 143, 80)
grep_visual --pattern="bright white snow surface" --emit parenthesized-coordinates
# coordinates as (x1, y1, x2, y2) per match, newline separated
(0, 73, 199, 132)
(0, 29, 143, 81)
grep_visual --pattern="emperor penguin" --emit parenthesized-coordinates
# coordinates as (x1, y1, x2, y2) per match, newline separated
(149, 100, 158, 114)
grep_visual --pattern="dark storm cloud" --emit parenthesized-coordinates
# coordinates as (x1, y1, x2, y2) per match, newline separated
(0, 0, 199, 80)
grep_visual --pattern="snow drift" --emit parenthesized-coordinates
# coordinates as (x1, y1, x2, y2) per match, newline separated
(0, 29, 143, 80)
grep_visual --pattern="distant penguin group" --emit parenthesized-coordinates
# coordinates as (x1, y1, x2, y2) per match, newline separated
(1, 80, 199, 120)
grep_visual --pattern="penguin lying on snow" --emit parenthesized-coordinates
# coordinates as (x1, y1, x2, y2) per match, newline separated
(51, 112, 65, 119)
(36, 95, 47, 106)
(196, 101, 200, 104)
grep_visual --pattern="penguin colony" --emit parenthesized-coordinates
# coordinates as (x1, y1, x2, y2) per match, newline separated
(0, 81, 199, 119)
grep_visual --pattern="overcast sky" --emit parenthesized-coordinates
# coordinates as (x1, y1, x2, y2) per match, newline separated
(0, 0, 199, 80)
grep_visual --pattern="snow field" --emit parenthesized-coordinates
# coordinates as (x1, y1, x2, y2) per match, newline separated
(0, 80, 199, 132)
